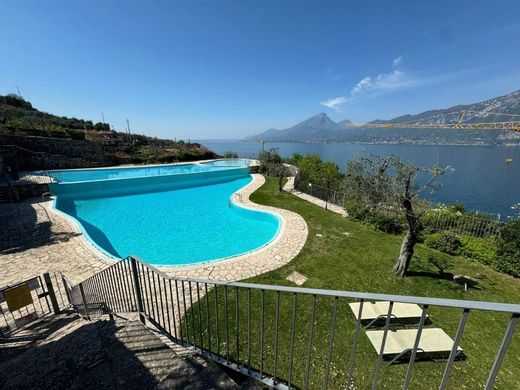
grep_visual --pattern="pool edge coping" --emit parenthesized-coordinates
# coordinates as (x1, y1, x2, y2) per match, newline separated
(45, 173, 308, 282)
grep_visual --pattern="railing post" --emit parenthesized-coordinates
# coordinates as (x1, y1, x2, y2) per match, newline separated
(78, 282, 90, 321)
(61, 275, 72, 306)
(43, 272, 60, 314)
(130, 257, 146, 324)
(484, 313, 519, 390)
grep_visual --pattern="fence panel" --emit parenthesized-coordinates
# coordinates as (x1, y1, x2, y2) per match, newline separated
(0, 272, 67, 336)
(64, 256, 520, 390)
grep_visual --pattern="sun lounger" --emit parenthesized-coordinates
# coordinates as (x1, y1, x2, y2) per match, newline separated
(349, 301, 430, 328)
(365, 328, 463, 364)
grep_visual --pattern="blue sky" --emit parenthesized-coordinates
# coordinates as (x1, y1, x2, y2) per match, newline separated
(1, 1, 520, 139)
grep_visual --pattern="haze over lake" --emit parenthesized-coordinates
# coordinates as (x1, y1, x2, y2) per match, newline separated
(201, 140, 520, 217)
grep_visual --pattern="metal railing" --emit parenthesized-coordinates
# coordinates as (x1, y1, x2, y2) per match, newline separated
(425, 211, 502, 238)
(295, 180, 505, 238)
(0, 272, 68, 336)
(229, 192, 243, 207)
(65, 256, 520, 389)
(295, 180, 347, 208)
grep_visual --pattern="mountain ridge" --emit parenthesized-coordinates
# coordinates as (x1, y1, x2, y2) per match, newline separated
(368, 89, 520, 125)
(248, 89, 520, 145)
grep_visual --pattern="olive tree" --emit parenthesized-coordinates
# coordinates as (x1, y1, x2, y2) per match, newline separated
(258, 148, 290, 191)
(344, 154, 449, 277)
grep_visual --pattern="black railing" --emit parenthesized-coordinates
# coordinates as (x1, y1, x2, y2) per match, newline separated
(65, 256, 520, 390)
(1, 272, 67, 336)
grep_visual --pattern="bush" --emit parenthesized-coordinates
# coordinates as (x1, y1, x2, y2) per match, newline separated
(495, 220, 520, 276)
(344, 200, 369, 221)
(450, 201, 465, 214)
(223, 151, 238, 159)
(68, 130, 86, 140)
(424, 232, 462, 255)
(458, 235, 497, 265)
(344, 200, 404, 234)
(366, 213, 404, 234)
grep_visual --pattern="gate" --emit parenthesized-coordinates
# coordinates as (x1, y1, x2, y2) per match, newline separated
(0, 272, 68, 336)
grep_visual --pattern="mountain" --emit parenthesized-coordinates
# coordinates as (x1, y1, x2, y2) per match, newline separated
(247, 89, 520, 145)
(337, 119, 353, 127)
(248, 113, 347, 142)
(369, 89, 520, 126)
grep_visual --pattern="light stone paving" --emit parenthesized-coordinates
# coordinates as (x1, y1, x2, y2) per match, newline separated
(0, 199, 110, 287)
(0, 174, 308, 286)
(286, 270, 308, 286)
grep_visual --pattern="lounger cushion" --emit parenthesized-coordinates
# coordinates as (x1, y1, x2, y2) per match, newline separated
(349, 301, 427, 321)
(365, 328, 462, 355)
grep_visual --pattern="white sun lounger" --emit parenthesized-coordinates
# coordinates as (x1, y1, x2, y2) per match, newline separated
(349, 301, 429, 328)
(365, 328, 463, 364)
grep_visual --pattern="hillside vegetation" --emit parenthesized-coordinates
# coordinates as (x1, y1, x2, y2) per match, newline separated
(0, 94, 217, 170)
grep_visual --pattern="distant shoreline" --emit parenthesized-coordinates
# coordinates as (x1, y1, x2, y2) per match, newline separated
(198, 139, 520, 147)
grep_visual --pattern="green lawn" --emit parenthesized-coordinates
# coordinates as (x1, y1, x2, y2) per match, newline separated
(184, 176, 520, 389)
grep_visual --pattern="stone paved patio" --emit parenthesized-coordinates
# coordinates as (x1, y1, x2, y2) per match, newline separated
(0, 174, 308, 286)
(0, 197, 110, 286)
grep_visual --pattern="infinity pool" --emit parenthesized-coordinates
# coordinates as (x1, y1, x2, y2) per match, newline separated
(49, 159, 251, 183)
(50, 162, 280, 266)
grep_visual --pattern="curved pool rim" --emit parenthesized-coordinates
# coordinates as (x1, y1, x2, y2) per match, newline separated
(49, 173, 285, 268)
(45, 158, 253, 184)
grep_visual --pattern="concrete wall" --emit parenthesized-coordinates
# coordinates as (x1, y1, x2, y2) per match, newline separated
(50, 167, 251, 199)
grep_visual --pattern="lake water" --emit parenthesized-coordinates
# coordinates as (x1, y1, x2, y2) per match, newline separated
(200, 140, 520, 218)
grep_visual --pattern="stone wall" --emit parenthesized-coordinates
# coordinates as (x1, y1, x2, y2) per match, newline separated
(0, 134, 105, 160)
(0, 134, 111, 171)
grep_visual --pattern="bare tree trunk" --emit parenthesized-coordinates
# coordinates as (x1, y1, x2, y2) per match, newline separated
(393, 230, 417, 277)
(393, 198, 422, 277)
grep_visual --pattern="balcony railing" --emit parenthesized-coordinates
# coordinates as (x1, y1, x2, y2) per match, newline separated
(64, 256, 520, 389)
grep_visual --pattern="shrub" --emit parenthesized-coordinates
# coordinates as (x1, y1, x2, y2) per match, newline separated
(258, 162, 268, 174)
(424, 232, 462, 255)
(344, 200, 404, 234)
(458, 235, 497, 265)
(495, 220, 520, 276)
(68, 130, 86, 140)
(344, 200, 369, 221)
(366, 213, 404, 234)
(450, 201, 465, 214)
(223, 151, 238, 159)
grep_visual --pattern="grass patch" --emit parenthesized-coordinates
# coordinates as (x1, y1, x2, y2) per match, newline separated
(184, 177, 520, 389)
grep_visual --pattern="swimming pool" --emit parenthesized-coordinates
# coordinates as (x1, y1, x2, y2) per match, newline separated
(49, 161, 281, 266)
(48, 159, 250, 183)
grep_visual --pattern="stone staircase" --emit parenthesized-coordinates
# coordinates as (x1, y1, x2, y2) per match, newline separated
(0, 186, 10, 203)
(0, 311, 261, 389)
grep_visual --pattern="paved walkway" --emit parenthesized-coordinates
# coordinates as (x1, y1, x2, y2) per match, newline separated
(0, 197, 110, 286)
(283, 176, 348, 217)
(0, 311, 252, 389)
(0, 174, 308, 286)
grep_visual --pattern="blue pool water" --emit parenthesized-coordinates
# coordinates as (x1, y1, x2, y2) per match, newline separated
(51, 163, 280, 266)
(49, 160, 245, 183)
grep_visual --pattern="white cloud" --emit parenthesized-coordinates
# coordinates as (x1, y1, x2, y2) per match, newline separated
(392, 56, 402, 67)
(321, 67, 411, 111)
(320, 96, 348, 111)
(350, 70, 408, 96)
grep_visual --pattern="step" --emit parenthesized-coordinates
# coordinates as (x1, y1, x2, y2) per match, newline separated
(0, 187, 11, 203)
(0, 312, 251, 390)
